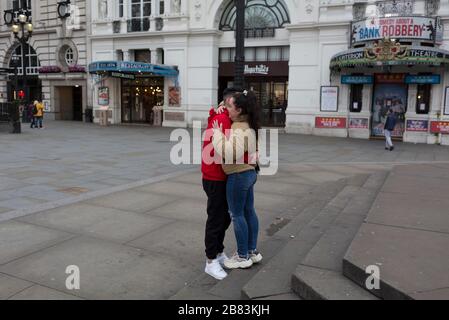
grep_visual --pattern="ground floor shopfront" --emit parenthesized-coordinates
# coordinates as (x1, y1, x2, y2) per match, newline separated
(89, 61, 179, 125)
(307, 42, 449, 146)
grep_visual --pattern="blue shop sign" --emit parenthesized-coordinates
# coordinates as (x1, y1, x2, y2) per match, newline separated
(88, 61, 179, 77)
(341, 75, 374, 84)
(405, 75, 441, 84)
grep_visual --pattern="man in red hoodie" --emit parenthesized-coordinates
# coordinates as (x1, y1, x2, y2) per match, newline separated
(202, 88, 239, 280)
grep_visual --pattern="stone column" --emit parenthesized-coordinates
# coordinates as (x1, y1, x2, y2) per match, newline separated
(150, 50, 158, 64)
(123, 50, 131, 61)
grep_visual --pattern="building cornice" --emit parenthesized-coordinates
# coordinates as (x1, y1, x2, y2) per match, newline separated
(286, 21, 351, 31)
(88, 29, 223, 40)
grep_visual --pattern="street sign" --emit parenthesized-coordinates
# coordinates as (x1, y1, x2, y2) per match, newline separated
(110, 72, 135, 80)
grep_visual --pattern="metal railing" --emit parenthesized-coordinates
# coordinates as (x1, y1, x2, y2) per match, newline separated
(0, 102, 12, 122)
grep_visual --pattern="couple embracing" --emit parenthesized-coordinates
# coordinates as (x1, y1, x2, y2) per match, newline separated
(201, 88, 262, 280)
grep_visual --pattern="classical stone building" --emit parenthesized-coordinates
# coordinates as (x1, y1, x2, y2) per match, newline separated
(0, 0, 89, 121)
(87, 0, 449, 145)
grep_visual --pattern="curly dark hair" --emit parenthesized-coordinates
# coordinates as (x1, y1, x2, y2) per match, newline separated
(232, 90, 261, 140)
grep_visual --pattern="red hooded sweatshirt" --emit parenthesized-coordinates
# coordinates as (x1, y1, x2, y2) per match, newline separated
(201, 107, 232, 181)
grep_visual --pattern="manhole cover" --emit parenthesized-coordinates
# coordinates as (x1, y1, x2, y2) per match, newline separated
(57, 187, 89, 195)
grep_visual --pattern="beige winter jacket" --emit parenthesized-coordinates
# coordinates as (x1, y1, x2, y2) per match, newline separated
(212, 115, 257, 175)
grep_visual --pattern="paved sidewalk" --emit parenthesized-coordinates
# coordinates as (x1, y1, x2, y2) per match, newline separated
(0, 160, 391, 300)
(0, 121, 448, 299)
(1, 120, 449, 217)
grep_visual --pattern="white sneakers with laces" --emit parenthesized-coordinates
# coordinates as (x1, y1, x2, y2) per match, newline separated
(205, 258, 228, 280)
(217, 252, 228, 267)
(223, 253, 253, 269)
(249, 250, 263, 264)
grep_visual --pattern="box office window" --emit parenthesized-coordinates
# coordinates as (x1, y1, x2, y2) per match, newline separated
(416, 84, 431, 114)
(350, 84, 363, 112)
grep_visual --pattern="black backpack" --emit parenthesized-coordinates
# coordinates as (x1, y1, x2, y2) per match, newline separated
(32, 105, 38, 114)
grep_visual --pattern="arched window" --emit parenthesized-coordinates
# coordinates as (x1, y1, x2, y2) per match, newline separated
(9, 44, 40, 75)
(219, 0, 290, 31)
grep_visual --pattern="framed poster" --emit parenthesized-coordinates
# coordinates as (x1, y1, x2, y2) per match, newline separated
(169, 86, 180, 106)
(349, 118, 369, 129)
(320, 86, 339, 112)
(406, 120, 429, 132)
(430, 121, 449, 134)
(315, 117, 347, 129)
(444, 87, 449, 115)
(98, 87, 109, 106)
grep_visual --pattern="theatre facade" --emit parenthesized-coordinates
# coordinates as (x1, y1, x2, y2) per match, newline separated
(287, 0, 449, 146)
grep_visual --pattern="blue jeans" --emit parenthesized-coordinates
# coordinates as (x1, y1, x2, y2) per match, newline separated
(35, 117, 43, 128)
(226, 170, 259, 258)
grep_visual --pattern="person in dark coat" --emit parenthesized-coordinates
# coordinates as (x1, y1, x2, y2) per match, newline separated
(384, 109, 397, 151)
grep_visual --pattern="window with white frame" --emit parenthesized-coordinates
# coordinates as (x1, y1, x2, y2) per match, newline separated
(119, 0, 124, 18)
(65, 47, 75, 66)
(128, 0, 151, 32)
(9, 44, 40, 75)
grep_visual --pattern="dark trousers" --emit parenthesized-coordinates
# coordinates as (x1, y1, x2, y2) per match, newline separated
(203, 179, 232, 260)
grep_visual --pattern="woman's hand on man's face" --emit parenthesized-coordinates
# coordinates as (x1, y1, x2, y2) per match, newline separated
(216, 102, 226, 115)
(212, 120, 223, 132)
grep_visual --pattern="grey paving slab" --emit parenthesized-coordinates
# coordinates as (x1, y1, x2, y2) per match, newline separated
(255, 293, 301, 300)
(381, 174, 449, 200)
(0, 220, 74, 265)
(250, 178, 314, 197)
(410, 288, 449, 300)
(19, 203, 174, 244)
(127, 221, 209, 262)
(145, 198, 209, 224)
(133, 180, 205, 200)
(292, 265, 378, 300)
(0, 177, 27, 191)
(0, 236, 198, 300)
(392, 164, 449, 179)
(0, 197, 48, 211)
(0, 273, 33, 300)
(367, 192, 449, 234)
(85, 190, 176, 214)
(301, 223, 362, 272)
(344, 223, 449, 299)
(8, 285, 84, 300)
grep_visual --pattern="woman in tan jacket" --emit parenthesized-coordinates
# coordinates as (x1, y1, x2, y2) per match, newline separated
(212, 90, 262, 270)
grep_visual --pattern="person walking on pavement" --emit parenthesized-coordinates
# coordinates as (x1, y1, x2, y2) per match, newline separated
(33, 100, 45, 129)
(28, 103, 36, 128)
(212, 90, 262, 270)
(201, 88, 241, 280)
(384, 109, 397, 151)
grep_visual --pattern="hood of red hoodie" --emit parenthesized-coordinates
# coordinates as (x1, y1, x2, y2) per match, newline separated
(208, 107, 230, 124)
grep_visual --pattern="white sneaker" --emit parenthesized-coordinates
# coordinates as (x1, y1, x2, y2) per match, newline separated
(249, 251, 263, 264)
(217, 253, 229, 267)
(205, 259, 228, 280)
(223, 253, 253, 270)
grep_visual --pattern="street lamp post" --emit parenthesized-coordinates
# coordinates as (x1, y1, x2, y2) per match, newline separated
(234, 0, 245, 90)
(12, 10, 33, 109)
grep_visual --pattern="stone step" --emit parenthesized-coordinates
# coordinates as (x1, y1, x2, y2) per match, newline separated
(342, 164, 449, 300)
(241, 180, 365, 300)
(290, 171, 388, 300)
(292, 265, 378, 300)
(169, 178, 350, 300)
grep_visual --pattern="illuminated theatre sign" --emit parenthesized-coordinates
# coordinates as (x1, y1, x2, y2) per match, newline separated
(330, 43, 449, 70)
(351, 16, 443, 45)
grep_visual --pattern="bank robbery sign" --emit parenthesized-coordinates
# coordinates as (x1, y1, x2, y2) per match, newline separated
(351, 16, 443, 45)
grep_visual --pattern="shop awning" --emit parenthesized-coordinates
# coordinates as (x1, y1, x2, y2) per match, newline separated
(88, 61, 179, 77)
(330, 45, 449, 70)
